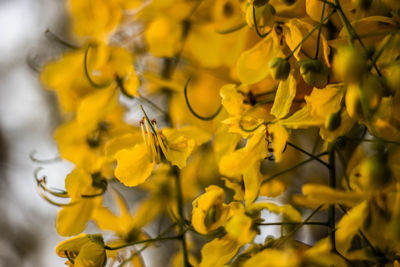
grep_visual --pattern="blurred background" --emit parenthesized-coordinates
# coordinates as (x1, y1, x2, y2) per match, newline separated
(0, 0, 69, 265)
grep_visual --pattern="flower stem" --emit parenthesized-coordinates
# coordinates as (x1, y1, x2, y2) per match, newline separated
(104, 235, 182, 251)
(173, 166, 191, 267)
(262, 151, 328, 185)
(328, 145, 336, 251)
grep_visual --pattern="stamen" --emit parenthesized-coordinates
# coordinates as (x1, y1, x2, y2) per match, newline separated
(144, 119, 156, 162)
(153, 121, 168, 158)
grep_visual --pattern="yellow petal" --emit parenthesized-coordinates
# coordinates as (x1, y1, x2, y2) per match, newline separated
(259, 179, 286, 198)
(302, 184, 366, 206)
(268, 123, 288, 162)
(57, 199, 100, 236)
(225, 213, 256, 245)
(70, 0, 122, 37)
(280, 106, 324, 129)
(271, 75, 297, 119)
(304, 84, 344, 120)
(220, 84, 245, 116)
(199, 236, 241, 267)
(244, 161, 262, 205)
(77, 88, 118, 131)
(237, 36, 283, 85)
(104, 132, 142, 160)
(249, 202, 302, 222)
(336, 201, 368, 254)
(243, 248, 301, 267)
(145, 16, 182, 57)
(114, 144, 155, 187)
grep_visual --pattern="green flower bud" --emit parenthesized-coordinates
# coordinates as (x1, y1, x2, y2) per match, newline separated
(383, 63, 400, 92)
(345, 73, 383, 121)
(333, 46, 367, 83)
(358, 155, 391, 191)
(325, 111, 342, 131)
(269, 57, 290, 80)
(299, 59, 328, 88)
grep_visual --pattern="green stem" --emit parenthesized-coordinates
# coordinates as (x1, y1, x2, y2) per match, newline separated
(258, 221, 329, 226)
(45, 29, 79, 49)
(344, 137, 400, 146)
(83, 44, 113, 89)
(371, 33, 396, 68)
(287, 142, 329, 167)
(328, 145, 336, 251)
(252, 5, 272, 38)
(276, 205, 324, 246)
(172, 166, 191, 267)
(184, 79, 222, 121)
(334, 147, 351, 189)
(314, 0, 326, 59)
(333, 0, 382, 76)
(261, 151, 329, 185)
(216, 22, 247, 34)
(104, 235, 182, 251)
(286, 8, 336, 60)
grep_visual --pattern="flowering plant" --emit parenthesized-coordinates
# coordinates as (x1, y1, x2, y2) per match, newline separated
(34, 0, 400, 266)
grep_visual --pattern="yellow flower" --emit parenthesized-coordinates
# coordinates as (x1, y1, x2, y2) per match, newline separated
(219, 127, 268, 204)
(56, 233, 106, 267)
(56, 169, 104, 236)
(192, 185, 230, 234)
(114, 118, 211, 187)
(70, 0, 122, 38)
(145, 16, 183, 57)
(40, 50, 93, 112)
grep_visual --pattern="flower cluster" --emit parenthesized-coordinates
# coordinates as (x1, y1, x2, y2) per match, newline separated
(35, 0, 400, 266)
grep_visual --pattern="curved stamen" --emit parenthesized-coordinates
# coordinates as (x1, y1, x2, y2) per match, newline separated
(216, 22, 247, 34)
(184, 79, 222, 121)
(252, 6, 272, 38)
(30, 150, 61, 164)
(84, 43, 113, 89)
(34, 168, 69, 198)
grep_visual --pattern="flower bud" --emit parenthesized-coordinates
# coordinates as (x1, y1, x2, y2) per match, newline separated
(299, 59, 329, 88)
(358, 155, 391, 191)
(269, 57, 290, 80)
(383, 63, 400, 92)
(325, 111, 342, 131)
(333, 46, 367, 83)
(345, 74, 383, 121)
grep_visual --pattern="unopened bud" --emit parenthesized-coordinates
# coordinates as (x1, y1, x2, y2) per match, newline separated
(345, 74, 383, 121)
(383, 63, 400, 92)
(358, 155, 391, 191)
(333, 46, 367, 83)
(299, 59, 328, 88)
(269, 57, 290, 80)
